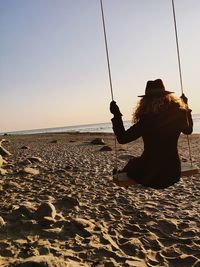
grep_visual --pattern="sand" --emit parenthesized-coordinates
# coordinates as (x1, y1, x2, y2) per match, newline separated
(0, 132, 199, 267)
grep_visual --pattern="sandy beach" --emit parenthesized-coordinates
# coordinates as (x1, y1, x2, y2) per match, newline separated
(0, 132, 200, 267)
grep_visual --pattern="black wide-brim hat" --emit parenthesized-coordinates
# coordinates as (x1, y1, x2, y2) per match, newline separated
(138, 79, 174, 97)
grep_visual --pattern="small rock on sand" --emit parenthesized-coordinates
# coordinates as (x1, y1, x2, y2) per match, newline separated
(27, 156, 43, 163)
(20, 145, 30, 149)
(34, 202, 57, 220)
(99, 145, 112, 151)
(56, 196, 79, 209)
(91, 138, 105, 145)
(50, 140, 58, 143)
(0, 146, 12, 157)
(21, 167, 40, 175)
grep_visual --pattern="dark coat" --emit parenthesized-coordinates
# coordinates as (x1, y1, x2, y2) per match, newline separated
(111, 103, 193, 189)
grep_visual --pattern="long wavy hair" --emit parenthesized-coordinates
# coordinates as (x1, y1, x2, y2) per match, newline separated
(132, 94, 187, 123)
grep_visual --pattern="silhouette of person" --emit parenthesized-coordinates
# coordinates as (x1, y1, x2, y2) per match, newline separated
(110, 79, 193, 189)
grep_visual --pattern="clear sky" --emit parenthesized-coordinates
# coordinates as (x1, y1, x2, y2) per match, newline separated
(1, 0, 200, 132)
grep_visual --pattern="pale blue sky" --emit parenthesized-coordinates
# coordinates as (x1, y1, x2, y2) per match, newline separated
(1, 0, 200, 132)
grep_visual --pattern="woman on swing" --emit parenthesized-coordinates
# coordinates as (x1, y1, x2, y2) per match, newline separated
(110, 79, 193, 189)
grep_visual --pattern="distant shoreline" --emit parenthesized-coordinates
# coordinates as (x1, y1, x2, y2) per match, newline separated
(1, 113, 200, 135)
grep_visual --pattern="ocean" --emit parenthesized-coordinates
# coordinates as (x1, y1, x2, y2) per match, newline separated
(2, 113, 200, 135)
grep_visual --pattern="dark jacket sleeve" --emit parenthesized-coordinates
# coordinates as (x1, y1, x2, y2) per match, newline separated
(181, 109, 193, 135)
(111, 116, 142, 144)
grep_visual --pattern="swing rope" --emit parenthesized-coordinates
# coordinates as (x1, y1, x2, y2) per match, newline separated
(171, 0, 193, 166)
(100, 0, 114, 101)
(100, 0, 118, 170)
(171, 0, 184, 95)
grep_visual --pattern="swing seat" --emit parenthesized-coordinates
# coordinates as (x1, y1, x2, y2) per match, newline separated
(112, 162, 199, 188)
(181, 162, 199, 177)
